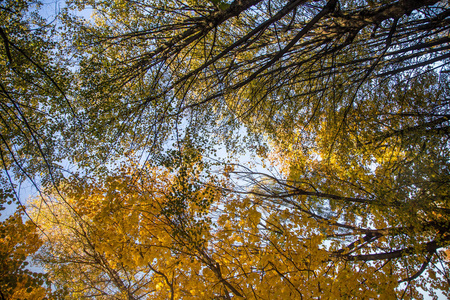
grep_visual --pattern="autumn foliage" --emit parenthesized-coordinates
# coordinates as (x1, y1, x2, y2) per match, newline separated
(1, 0, 450, 298)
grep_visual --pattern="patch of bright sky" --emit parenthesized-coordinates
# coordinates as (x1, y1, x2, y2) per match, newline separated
(38, 0, 94, 20)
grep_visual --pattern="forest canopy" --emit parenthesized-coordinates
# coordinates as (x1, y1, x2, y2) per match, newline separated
(1, 0, 450, 298)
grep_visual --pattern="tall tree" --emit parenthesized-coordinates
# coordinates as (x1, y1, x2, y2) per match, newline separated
(32, 150, 231, 299)
(62, 0, 450, 158)
(7, 0, 450, 298)
(59, 2, 450, 290)
(32, 154, 450, 299)
(0, 0, 74, 187)
(0, 176, 64, 300)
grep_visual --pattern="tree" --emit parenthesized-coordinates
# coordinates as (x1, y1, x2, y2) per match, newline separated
(0, 176, 61, 300)
(32, 150, 450, 299)
(33, 160, 450, 299)
(3, 0, 449, 298)
(54, 2, 449, 297)
(0, 0, 75, 187)
(32, 150, 233, 299)
(62, 0, 450, 158)
(227, 159, 450, 298)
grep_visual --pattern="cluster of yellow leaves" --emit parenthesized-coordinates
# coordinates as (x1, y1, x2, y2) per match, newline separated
(0, 212, 50, 299)
(31, 135, 450, 300)
(31, 160, 227, 298)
